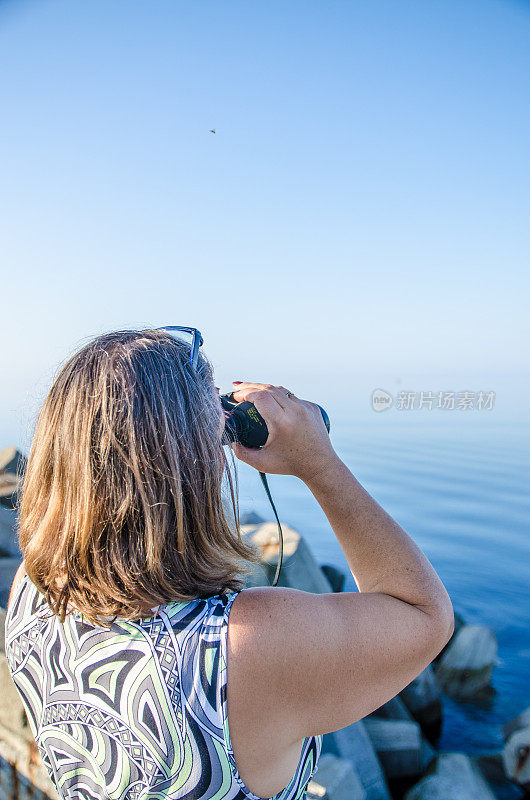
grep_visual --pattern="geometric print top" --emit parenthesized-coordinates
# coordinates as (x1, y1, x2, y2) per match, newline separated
(5, 573, 322, 800)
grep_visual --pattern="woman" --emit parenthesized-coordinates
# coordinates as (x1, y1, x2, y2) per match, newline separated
(5, 329, 454, 800)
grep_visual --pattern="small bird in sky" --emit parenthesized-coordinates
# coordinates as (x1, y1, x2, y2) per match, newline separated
(209, 129, 216, 134)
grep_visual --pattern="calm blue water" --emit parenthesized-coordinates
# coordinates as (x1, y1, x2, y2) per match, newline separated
(233, 411, 529, 789)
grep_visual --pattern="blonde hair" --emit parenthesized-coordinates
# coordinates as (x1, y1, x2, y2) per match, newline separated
(18, 329, 258, 625)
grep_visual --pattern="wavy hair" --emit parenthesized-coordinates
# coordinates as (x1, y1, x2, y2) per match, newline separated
(18, 329, 258, 625)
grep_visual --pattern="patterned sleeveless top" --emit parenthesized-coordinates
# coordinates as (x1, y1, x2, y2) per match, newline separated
(5, 574, 322, 800)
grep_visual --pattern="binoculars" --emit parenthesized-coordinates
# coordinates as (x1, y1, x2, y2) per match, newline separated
(220, 392, 330, 449)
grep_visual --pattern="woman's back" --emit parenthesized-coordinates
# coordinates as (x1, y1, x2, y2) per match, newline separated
(5, 573, 322, 800)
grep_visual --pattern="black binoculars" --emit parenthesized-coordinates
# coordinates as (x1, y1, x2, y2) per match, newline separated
(220, 392, 330, 449)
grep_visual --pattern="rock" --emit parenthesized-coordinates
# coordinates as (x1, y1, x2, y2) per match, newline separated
(0, 505, 21, 558)
(0, 716, 58, 798)
(404, 752, 497, 800)
(400, 665, 442, 741)
(363, 718, 423, 779)
(433, 609, 465, 663)
(475, 752, 506, 785)
(239, 510, 266, 526)
(0, 607, 5, 653)
(323, 720, 391, 800)
(0, 446, 26, 477)
(503, 726, 530, 789)
(0, 472, 21, 510)
(307, 754, 366, 800)
(365, 694, 414, 722)
(419, 738, 437, 772)
(0, 447, 25, 509)
(371, 695, 413, 722)
(453, 609, 466, 633)
(369, 696, 436, 770)
(0, 570, 56, 800)
(0, 653, 28, 734)
(321, 564, 346, 593)
(434, 624, 497, 700)
(0, 610, 29, 734)
(242, 522, 332, 593)
(0, 558, 23, 609)
(502, 705, 530, 740)
(499, 709, 530, 790)
(243, 562, 270, 588)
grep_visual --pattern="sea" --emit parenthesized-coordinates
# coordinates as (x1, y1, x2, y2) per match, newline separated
(234, 408, 529, 799)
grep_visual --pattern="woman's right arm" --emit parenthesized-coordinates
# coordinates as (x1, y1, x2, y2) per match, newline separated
(227, 382, 454, 739)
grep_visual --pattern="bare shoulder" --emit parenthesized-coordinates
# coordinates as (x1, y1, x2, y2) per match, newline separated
(225, 587, 318, 743)
(227, 586, 320, 670)
(227, 585, 452, 740)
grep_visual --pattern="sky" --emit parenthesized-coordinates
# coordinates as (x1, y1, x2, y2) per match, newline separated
(1, 0, 529, 449)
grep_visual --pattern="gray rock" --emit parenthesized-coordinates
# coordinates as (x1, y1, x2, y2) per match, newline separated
(0, 607, 5, 654)
(400, 665, 442, 739)
(434, 625, 497, 700)
(419, 738, 437, 772)
(0, 473, 20, 510)
(475, 752, 506, 785)
(404, 752, 497, 800)
(0, 446, 26, 477)
(0, 447, 25, 510)
(0, 653, 28, 734)
(324, 720, 391, 800)
(371, 695, 414, 722)
(0, 715, 58, 798)
(307, 754, 366, 800)
(433, 610, 465, 663)
(368, 695, 436, 769)
(242, 522, 332, 593)
(503, 726, 530, 789)
(363, 718, 423, 779)
(239, 510, 266, 526)
(0, 558, 23, 609)
(0, 506, 21, 558)
(502, 705, 530, 740)
(500, 710, 530, 789)
(243, 562, 270, 589)
(321, 564, 346, 593)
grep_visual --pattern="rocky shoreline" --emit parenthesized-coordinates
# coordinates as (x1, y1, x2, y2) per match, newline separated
(240, 513, 529, 800)
(0, 446, 528, 800)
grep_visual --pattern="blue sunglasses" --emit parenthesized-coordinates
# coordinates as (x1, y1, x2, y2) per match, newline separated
(155, 326, 204, 369)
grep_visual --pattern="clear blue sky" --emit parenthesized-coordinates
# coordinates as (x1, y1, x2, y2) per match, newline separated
(1, 0, 529, 447)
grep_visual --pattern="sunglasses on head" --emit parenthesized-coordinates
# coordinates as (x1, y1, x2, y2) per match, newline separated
(155, 326, 204, 369)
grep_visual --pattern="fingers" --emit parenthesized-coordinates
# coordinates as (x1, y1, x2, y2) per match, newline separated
(232, 387, 284, 418)
(230, 441, 269, 470)
(231, 382, 296, 408)
(230, 386, 286, 434)
(277, 385, 298, 401)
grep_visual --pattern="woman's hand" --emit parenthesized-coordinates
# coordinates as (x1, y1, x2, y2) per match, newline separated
(229, 381, 338, 483)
